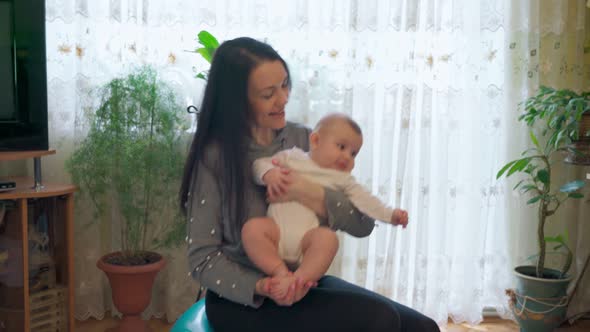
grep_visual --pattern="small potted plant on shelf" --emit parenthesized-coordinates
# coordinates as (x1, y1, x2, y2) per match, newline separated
(66, 66, 188, 332)
(497, 86, 589, 332)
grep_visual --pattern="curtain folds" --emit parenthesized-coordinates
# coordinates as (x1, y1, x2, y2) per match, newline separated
(44, 0, 589, 325)
(503, 0, 590, 321)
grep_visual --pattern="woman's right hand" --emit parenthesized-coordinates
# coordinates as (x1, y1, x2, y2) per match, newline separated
(290, 278, 316, 303)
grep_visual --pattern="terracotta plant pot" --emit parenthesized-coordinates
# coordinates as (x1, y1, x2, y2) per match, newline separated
(97, 251, 166, 332)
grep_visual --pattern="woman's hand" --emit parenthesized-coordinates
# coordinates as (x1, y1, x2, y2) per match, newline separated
(267, 159, 327, 217)
(255, 277, 278, 298)
(265, 159, 296, 203)
(291, 278, 317, 303)
(263, 276, 315, 306)
(262, 167, 291, 199)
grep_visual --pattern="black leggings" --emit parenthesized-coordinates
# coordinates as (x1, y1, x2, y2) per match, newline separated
(205, 275, 440, 332)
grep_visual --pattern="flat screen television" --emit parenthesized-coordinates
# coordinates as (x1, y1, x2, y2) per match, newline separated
(0, 0, 48, 151)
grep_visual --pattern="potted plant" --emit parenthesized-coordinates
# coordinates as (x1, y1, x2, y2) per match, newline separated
(185, 30, 218, 119)
(497, 86, 589, 332)
(66, 66, 188, 331)
(191, 30, 219, 81)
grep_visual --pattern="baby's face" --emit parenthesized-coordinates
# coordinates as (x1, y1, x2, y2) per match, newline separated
(310, 121, 363, 173)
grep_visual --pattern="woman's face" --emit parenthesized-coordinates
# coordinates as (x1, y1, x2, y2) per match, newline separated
(247, 60, 289, 130)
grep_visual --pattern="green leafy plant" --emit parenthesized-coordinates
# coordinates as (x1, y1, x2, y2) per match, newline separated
(190, 30, 219, 80)
(497, 86, 588, 278)
(66, 66, 188, 262)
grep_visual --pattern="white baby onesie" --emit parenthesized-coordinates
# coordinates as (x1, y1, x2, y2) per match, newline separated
(253, 147, 394, 264)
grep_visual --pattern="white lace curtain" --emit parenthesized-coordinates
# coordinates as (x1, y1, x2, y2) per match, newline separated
(43, 0, 589, 326)
(504, 0, 590, 323)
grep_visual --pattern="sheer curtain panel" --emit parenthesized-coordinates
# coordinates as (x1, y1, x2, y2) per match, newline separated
(44, 0, 589, 325)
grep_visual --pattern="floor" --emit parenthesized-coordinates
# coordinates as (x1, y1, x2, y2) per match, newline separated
(75, 316, 590, 331)
(443, 317, 590, 331)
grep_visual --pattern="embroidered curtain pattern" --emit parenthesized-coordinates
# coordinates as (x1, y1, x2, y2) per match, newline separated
(43, 0, 589, 324)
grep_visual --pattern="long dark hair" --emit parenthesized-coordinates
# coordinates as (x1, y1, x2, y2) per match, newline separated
(179, 37, 290, 231)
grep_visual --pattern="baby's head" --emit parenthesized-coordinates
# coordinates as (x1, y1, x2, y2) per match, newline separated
(309, 113, 363, 173)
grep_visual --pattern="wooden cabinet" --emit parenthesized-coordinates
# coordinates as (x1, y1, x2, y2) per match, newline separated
(0, 150, 75, 332)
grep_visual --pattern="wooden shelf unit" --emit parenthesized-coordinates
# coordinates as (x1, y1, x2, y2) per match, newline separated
(0, 150, 75, 332)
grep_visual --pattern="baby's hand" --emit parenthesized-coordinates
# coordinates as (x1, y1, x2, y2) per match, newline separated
(262, 165, 291, 201)
(391, 209, 408, 228)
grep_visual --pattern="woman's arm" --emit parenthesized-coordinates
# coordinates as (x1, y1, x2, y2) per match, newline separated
(323, 187, 375, 237)
(342, 175, 394, 222)
(253, 149, 292, 185)
(187, 155, 266, 307)
(270, 162, 375, 237)
(288, 174, 328, 217)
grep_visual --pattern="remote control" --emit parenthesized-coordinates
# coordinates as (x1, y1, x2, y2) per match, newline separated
(0, 181, 16, 192)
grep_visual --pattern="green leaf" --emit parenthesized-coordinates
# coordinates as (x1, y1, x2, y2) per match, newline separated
(196, 48, 213, 63)
(520, 184, 539, 193)
(559, 180, 585, 193)
(513, 180, 525, 190)
(529, 130, 540, 149)
(523, 164, 537, 175)
(536, 169, 549, 184)
(527, 195, 543, 204)
(506, 158, 531, 177)
(545, 235, 564, 243)
(496, 160, 517, 179)
(568, 193, 584, 199)
(198, 30, 219, 49)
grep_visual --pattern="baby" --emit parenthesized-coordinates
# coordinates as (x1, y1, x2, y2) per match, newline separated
(241, 113, 408, 299)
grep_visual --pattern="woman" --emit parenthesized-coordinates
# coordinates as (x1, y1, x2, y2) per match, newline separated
(179, 37, 440, 332)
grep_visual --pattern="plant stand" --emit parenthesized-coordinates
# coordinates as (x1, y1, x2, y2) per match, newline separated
(0, 150, 76, 331)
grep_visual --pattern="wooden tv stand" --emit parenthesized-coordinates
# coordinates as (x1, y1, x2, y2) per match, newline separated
(0, 150, 75, 332)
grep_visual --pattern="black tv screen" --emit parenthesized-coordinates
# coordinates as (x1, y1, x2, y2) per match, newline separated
(0, 0, 48, 151)
(0, 2, 16, 122)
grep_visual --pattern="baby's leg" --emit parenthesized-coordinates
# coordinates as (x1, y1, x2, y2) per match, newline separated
(294, 227, 339, 283)
(242, 217, 298, 299)
(241, 217, 288, 277)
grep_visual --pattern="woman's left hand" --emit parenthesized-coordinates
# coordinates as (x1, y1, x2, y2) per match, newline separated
(267, 159, 327, 217)
(266, 159, 308, 203)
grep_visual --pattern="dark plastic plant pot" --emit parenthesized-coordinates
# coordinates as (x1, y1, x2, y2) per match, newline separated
(564, 139, 590, 165)
(509, 265, 572, 332)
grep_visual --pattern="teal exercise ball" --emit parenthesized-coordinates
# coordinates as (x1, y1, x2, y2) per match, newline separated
(171, 299, 214, 332)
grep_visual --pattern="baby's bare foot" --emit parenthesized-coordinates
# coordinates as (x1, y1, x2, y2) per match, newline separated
(270, 274, 297, 299)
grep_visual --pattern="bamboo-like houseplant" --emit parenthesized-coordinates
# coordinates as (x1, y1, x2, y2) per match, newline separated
(497, 86, 589, 332)
(66, 65, 188, 331)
